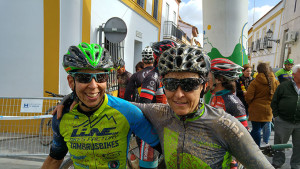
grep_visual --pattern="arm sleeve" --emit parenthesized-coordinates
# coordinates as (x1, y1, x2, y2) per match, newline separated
(271, 85, 281, 117)
(124, 74, 137, 101)
(275, 69, 282, 77)
(49, 114, 68, 160)
(244, 82, 255, 104)
(216, 112, 273, 169)
(225, 101, 249, 130)
(126, 103, 160, 147)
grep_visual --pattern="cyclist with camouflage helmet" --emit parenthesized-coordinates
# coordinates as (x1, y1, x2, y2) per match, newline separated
(41, 43, 159, 169)
(114, 57, 132, 99)
(275, 58, 294, 83)
(131, 45, 273, 168)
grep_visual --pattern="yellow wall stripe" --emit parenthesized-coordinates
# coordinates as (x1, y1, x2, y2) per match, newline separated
(82, 0, 91, 43)
(44, 0, 60, 96)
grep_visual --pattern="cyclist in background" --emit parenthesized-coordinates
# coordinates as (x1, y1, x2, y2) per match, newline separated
(138, 40, 177, 169)
(135, 61, 144, 72)
(208, 58, 249, 130)
(124, 46, 155, 102)
(115, 57, 132, 99)
(139, 40, 177, 104)
(275, 58, 294, 83)
(41, 43, 159, 169)
(208, 58, 249, 169)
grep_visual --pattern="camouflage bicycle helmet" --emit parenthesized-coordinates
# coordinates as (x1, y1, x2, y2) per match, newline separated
(284, 58, 294, 65)
(210, 58, 243, 81)
(63, 42, 114, 73)
(158, 45, 211, 80)
(114, 57, 125, 70)
(141, 46, 154, 63)
(152, 40, 177, 62)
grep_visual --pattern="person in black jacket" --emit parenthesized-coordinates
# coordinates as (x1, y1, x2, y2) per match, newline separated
(236, 64, 253, 116)
(271, 64, 300, 169)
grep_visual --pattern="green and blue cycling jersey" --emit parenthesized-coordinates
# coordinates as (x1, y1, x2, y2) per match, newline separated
(50, 94, 159, 169)
(275, 68, 293, 83)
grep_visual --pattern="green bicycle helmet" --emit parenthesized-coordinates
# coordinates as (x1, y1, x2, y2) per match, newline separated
(63, 42, 114, 73)
(158, 45, 211, 80)
(284, 58, 294, 65)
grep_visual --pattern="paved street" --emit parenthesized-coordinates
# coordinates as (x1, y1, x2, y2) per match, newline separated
(0, 128, 294, 169)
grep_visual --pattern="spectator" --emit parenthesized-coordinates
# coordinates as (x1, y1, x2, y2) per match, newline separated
(115, 58, 132, 99)
(271, 64, 300, 169)
(236, 64, 253, 116)
(124, 46, 155, 102)
(275, 58, 294, 83)
(245, 62, 279, 147)
(135, 61, 144, 72)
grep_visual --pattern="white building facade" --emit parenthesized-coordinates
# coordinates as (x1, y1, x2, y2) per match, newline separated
(0, 0, 167, 97)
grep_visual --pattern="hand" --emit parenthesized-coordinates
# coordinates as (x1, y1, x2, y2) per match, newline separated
(51, 92, 77, 119)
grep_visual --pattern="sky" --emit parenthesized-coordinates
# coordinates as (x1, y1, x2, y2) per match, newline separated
(179, 0, 282, 45)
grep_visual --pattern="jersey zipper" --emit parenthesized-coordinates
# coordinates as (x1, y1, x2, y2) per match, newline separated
(88, 115, 98, 169)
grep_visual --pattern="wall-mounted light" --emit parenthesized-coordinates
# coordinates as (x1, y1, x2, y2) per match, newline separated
(267, 29, 280, 43)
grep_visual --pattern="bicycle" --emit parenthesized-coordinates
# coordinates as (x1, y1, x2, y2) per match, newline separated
(237, 143, 293, 169)
(39, 91, 64, 146)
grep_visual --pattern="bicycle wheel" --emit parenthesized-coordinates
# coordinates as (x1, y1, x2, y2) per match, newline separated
(39, 107, 55, 146)
(59, 158, 74, 169)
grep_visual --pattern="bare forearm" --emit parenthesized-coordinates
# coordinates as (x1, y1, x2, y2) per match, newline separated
(41, 156, 64, 169)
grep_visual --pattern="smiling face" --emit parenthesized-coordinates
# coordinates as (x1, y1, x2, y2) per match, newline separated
(67, 69, 107, 112)
(243, 68, 252, 77)
(285, 64, 293, 71)
(164, 72, 203, 116)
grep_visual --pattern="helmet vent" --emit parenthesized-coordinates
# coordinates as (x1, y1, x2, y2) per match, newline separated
(86, 51, 91, 58)
(175, 57, 182, 67)
(186, 54, 192, 61)
(168, 56, 174, 62)
(196, 57, 203, 62)
(167, 63, 173, 69)
(170, 49, 176, 55)
(81, 43, 88, 48)
(94, 45, 99, 49)
(186, 62, 192, 68)
(95, 52, 99, 59)
(195, 50, 201, 55)
(177, 48, 184, 55)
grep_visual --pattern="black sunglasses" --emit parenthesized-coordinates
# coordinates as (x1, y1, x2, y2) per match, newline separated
(70, 72, 109, 83)
(162, 78, 204, 92)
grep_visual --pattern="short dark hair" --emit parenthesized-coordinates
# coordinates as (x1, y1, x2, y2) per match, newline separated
(135, 61, 144, 72)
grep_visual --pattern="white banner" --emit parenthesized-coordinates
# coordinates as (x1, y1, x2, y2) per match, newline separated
(20, 99, 43, 113)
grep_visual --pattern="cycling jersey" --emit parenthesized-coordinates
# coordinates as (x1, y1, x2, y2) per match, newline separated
(139, 68, 166, 104)
(117, 70, 132, 99)
(275, 68, 293, 83)
(50, 94, 159, 169)
(132, 103, 273, 169)
(124, 66, 154, 102)
(210, 89, 249, 129)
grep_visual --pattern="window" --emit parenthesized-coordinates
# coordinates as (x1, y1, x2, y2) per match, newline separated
(153, 0, 158, 19)
(166, 3, 169, 21)
(173, 11, 176, 23)
(137, 0, 144, 8)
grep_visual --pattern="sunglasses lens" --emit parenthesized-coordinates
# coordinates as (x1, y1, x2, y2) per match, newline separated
(95, 74, 108, 83)
(163, 78, 202, 92)
(75, 74, 92, 83)
(162, 79, 179, 91)
(181, 79, 201, 92)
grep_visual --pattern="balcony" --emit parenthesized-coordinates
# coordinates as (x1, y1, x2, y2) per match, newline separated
(163, 21, 191, 45)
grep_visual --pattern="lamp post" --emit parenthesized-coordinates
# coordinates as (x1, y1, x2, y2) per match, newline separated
(267, 29, 280, 43)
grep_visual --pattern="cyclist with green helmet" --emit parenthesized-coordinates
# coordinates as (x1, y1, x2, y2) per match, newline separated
(275, 58, 294, 83)
(55, 45, 273, 168)
(41, 43, 159, 169)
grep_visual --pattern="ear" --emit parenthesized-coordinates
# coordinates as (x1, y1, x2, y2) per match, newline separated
(67, 75, 75, 91)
